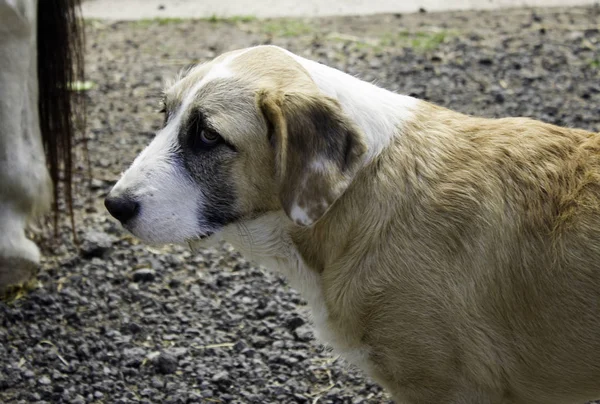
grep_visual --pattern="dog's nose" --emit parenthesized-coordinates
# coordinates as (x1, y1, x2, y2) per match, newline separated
(104, 194, 139, 223)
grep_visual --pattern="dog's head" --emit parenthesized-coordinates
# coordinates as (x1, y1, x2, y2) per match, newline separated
(105, 46, 367, 245)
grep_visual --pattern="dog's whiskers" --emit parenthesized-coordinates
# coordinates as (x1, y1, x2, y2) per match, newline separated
(237, 222, 255, 259)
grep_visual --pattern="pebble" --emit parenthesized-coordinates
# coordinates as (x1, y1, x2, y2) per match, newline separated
(132, 268, 156, 282)
(80, 230, 113, 258)
(38, 376, 51, 385)
(155, 353, 178, 375)
(211, 371, 230, 383)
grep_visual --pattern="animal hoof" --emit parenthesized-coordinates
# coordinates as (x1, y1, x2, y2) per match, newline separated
(0, 256, 39, 301)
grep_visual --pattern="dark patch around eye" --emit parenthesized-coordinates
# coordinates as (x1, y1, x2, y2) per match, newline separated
(173, 78, 255, 232)
(186, 113, 220, 152)
(176, 134, 239, 230)
(183, 111, 237, 153)
(175, 108, 239, 230)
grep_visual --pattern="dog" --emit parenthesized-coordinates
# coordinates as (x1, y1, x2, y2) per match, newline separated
(105, 45, 600, 404)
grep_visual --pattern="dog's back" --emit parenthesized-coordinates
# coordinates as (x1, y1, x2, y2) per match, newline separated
(318, 103, 600, 403)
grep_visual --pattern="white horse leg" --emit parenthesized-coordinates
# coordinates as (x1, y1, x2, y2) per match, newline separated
(0, 0, 52, 295)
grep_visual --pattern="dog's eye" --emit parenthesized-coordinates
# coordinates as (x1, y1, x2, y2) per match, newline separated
(199, 129, 221, 145)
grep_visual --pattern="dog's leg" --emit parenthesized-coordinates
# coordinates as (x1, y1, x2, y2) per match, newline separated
(0, 0, 52, 297)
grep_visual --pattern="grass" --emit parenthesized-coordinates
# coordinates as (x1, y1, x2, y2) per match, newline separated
(89, 15, 449, 52)
(205, 14, 257, 23)
(133, 17, 185, 27)
(261, 19, 315, 37)
(590, 59, 600, 69)
(379, 30, 450, 52)
(409, 31, 448, 51)
(326, 29, 452, 54)
(131, 15, 256, 27)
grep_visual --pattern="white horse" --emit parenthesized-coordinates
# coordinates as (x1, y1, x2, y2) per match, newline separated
(0, 0, 85, 297)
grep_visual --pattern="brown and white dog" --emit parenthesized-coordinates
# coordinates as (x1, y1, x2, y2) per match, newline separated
(105, 45, 600, 404)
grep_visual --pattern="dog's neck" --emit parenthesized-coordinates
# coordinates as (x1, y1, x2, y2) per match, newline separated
(283, 48, 420, 163)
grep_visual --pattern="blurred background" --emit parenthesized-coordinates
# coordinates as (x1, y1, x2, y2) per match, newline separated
(82, 0, 599, 19)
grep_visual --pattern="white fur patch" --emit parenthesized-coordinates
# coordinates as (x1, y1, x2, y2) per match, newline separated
(310, 158, 330, 173)
(290, 204, 312, 226)
(217, 212, 372, 371)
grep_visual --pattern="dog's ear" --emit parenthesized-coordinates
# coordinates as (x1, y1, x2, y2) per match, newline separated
(258, 90, 367, 226)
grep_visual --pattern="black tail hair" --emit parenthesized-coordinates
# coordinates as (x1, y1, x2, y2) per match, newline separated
(37, 0, 86, 234)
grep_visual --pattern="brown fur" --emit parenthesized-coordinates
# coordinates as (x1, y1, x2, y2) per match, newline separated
(284, 103, 600, 403)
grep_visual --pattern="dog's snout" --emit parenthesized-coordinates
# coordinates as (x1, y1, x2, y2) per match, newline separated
(104, 194, 140, 224)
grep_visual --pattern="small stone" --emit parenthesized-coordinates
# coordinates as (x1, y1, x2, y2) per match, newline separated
(140, 388, 155, 397)
(151, 377, 164, 389)
(286, 316, 305, 331)
(280, 355, 299, 366)
(38, 375, 51, 385)
(72, 396, 85, 404)
(123, 347, 146, 359)
(165, 347, 187, 358)
(494, 92, 505, 104)
(132, 268, 156, 282)
(125, 322, 142, 334)
(479, 57, 493, 66)
(233, 340, 246, 352)
(90, 178, 106, 190)
(80, 230, 113, 258)
(211, 370, 230, 383)
(184, 328, 201, 335)
(122, 347, 146, 367)
(155, 353, 177, 375)
(293, 324, 313, 342)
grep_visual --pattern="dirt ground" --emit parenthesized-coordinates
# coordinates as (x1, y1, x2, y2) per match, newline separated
(1, 5, 600, 404)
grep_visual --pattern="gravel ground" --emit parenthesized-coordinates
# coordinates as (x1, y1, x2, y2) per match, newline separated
(2, 6, 600, 404)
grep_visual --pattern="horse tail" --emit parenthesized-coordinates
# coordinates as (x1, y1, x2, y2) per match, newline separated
(37, 0, 86, 233)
